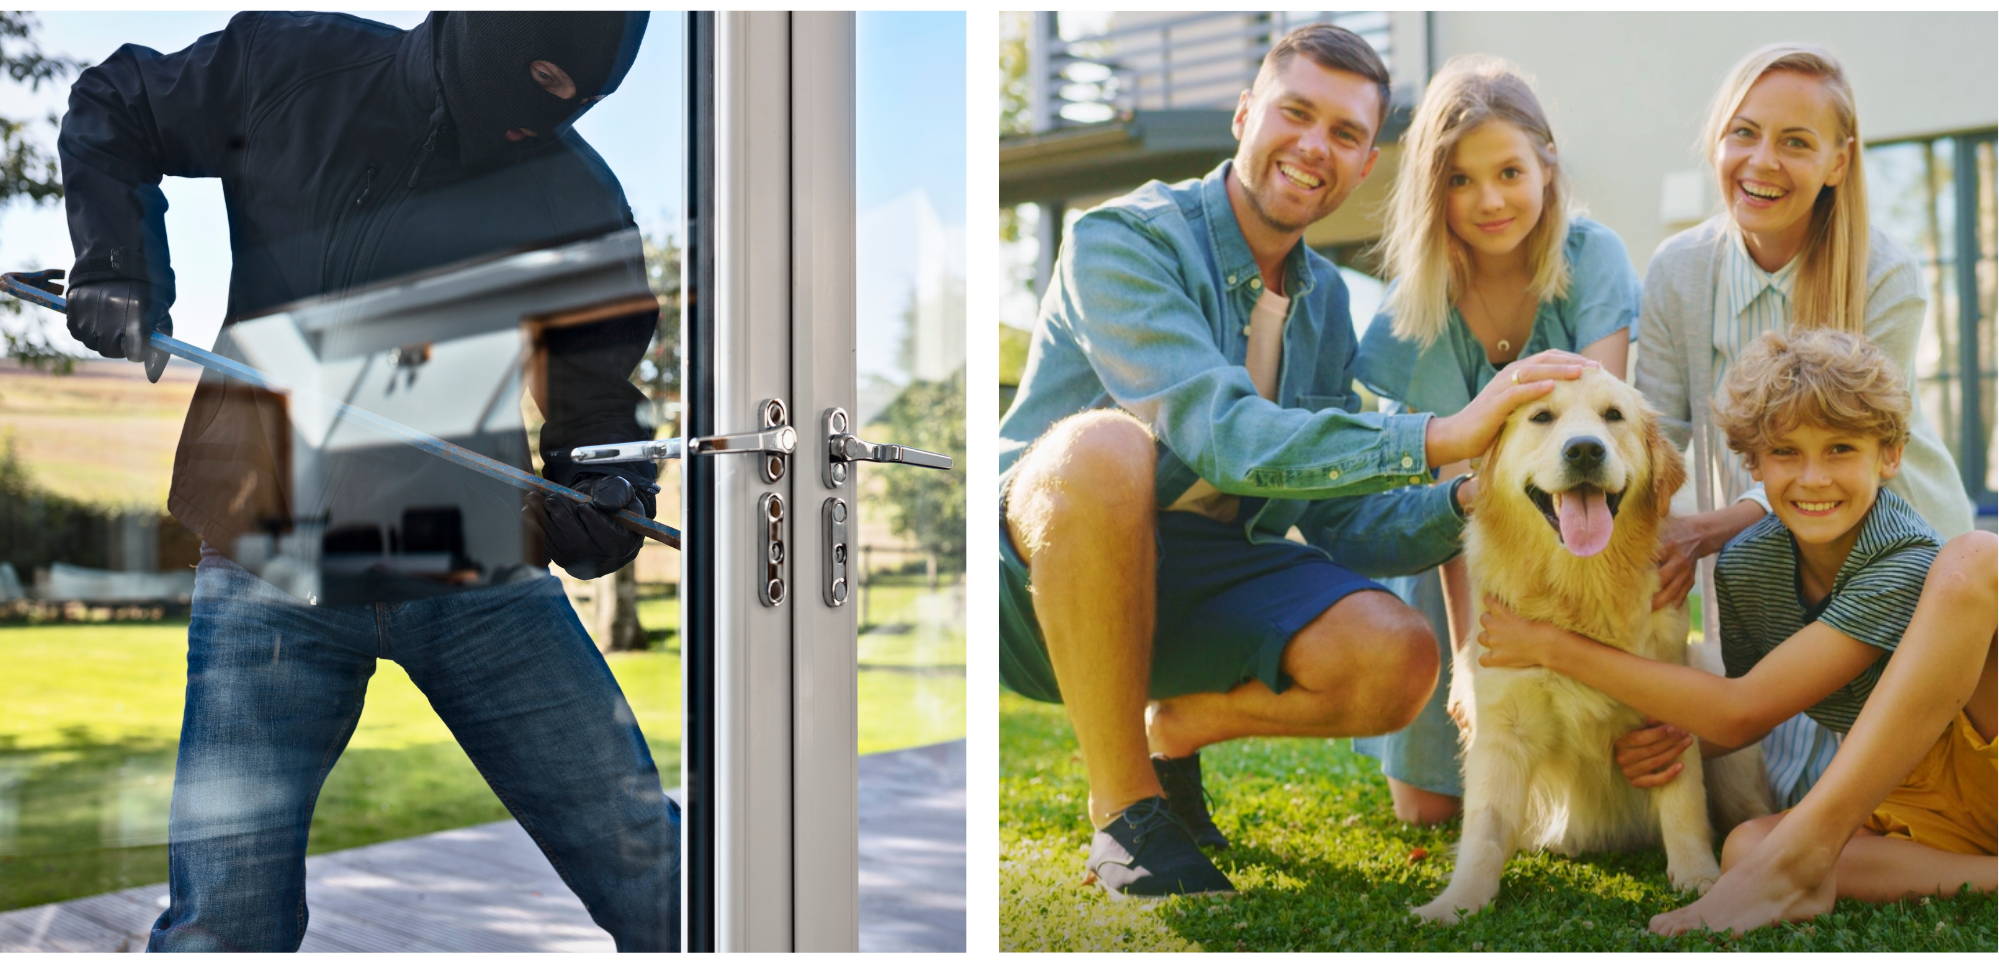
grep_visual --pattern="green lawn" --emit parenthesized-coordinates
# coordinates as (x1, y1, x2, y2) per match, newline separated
(859, 579, 966, 753)
(0, 617, 679, 912)
(1, 582, 962, 911)
(650, 584, 966, 753)
(999, 690, 1996, 952)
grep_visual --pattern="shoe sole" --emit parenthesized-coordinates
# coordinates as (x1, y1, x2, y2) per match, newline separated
(1099, 884, 1237, 902)
(1086, 871, 1238, 901)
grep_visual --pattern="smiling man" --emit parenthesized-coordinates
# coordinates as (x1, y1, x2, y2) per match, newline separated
(997, 24, 1591, 897)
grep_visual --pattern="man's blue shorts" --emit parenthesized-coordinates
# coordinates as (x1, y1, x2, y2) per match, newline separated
(998, 490, 1387, 705)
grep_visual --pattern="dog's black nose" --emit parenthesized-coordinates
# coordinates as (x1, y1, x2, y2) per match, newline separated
(1563, 436, 1606, 470)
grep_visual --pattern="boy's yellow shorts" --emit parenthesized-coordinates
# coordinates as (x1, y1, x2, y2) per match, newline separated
(1864, 710, 1997, 855)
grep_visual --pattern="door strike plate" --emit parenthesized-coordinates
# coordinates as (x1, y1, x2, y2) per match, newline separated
(759, 492, 786, 606)
(823, 497, 849, 607)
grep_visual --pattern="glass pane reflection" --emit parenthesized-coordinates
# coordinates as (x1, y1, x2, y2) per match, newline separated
(0, 11, 683, 935)
(854, 12, 967, 755)
(201, 228, 655, 605)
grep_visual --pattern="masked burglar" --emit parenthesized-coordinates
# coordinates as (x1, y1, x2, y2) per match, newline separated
(57, 12, 676, 952)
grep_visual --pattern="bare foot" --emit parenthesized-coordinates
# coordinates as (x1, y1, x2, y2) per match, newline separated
(1650, 841, 1836, 936)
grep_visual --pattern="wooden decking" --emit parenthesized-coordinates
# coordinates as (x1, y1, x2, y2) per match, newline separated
(0, 739, 964, 953)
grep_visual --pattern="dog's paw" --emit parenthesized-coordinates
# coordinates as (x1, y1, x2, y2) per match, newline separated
(1668, 858, 1720, 895)
(1411, 897, 1475, 925)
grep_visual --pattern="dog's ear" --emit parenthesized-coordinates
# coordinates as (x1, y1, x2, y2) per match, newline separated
(1470, 420, 1510, 517)
(1646, 410, 1686, 519)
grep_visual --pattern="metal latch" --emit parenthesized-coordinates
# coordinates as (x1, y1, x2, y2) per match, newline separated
(820, 407, 952, 488)
(569, 401, 952, 611)
(819, 407, 953, 607)
(570, 397, 795, 483)
(571, 398, 795, 605)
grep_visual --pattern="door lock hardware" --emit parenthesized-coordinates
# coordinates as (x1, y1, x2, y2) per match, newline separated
(820, 407, 953, 489)
(759, 492, 787, 606)
(823, 497, 849, 607)
(571, 398, 795, 484)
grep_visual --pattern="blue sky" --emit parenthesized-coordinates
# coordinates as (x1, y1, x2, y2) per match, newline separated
(0, 12, 962, 358)
(858, 12, 966, 227)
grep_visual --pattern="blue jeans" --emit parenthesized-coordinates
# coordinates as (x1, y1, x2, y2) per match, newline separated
(149, 553, 678, 952)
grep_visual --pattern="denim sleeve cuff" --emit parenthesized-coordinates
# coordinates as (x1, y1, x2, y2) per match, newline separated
(1378, 412, 1434, 487)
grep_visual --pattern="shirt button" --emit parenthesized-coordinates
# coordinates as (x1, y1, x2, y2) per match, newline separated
(1401, 456, 1413, 468)
(1327, 469, 1340, 480)
(1227, 274, 1237, 285)
(1242, 325, 1252, 336)
(1250, 278, 1262, 290)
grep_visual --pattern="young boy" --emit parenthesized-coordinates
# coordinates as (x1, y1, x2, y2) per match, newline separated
(1476, 327, 1996, 935)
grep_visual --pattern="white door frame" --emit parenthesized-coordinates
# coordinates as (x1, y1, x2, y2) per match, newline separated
(788, 11, 862, 954)
(688, 10, 859, 953)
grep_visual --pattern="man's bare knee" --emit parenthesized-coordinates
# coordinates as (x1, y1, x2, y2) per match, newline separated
(1286, 592, 1438, 729)
(1008, 411, 1154, 561)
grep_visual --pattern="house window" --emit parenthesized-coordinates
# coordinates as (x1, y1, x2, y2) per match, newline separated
(1864, 131, 1998, 512)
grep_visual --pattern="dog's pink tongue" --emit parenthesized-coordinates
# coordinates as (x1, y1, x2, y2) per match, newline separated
(1558, 487, 1613, 557)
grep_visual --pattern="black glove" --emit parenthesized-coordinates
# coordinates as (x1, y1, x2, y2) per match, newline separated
(66, 280, 172, 383)
(526, 473, 655, 580)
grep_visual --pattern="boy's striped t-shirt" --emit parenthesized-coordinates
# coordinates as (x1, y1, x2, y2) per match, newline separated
(1714, 489, 1941, 735)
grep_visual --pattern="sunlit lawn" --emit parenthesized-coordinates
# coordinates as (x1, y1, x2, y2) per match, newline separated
(2, 580, 962, 910)
(999, 690, 1996, 952)
(0, 616, 678, 911)
(859, 579, 966, 753)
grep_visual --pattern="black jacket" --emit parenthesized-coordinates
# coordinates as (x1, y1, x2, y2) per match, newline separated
(58, 11, 655, 553)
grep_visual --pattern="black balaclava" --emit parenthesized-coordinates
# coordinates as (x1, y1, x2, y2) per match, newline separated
(435, 11, 647, 170)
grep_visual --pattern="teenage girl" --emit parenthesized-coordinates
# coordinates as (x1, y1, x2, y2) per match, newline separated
(1625, 42, 1975, 811)
(1353, 55, 1641, 824)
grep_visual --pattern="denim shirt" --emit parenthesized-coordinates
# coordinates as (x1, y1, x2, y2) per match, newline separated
(1355, 217, 1640, 418)
(997, 162, 1465, 577)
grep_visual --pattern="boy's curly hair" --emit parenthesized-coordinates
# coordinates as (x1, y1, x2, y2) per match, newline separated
(1713, 328, 1910, 468)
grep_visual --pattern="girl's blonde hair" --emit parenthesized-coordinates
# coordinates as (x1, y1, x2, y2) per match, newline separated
(1376, 55, 1572, 348)
(1702, 43, 1869, 334)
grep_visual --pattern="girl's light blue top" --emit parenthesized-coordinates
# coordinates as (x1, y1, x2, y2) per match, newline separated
(1356, 217, 1641, 416)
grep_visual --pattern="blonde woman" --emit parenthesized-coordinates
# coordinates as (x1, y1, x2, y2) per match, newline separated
(1353, 55, 1640, 824)
(1624, 43, 1977, 813)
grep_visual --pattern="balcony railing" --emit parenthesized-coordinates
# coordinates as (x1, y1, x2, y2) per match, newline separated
(1032, 11, 1393, 129)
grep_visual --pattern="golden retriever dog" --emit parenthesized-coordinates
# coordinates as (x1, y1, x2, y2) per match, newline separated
(1412, 369, 1722, 924)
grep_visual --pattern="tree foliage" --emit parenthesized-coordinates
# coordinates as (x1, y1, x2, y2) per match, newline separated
(875, 365, 966, 571)
(634, 231, 681, 435)
(997, 11, 1032, 139)
(0, 13, 86, 372)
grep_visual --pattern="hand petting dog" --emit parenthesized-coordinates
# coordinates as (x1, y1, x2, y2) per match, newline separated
(1473, 594, 1559, 670)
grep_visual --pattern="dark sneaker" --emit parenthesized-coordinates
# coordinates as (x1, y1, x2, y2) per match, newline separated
(1153, 752, 1228, 850)
(1084, 796, 1235, 899)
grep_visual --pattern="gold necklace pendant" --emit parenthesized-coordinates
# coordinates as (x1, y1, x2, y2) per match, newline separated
(1496, 338, 1512, 354)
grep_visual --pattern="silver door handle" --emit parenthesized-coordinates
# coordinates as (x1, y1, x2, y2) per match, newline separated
(819, 407, 952, 489)
(570, 427, 796, 463)
(574, 398, 798, 609)
(829, 434, 950, 468)
(820, 406, 953, 608)
(571, 399, 795, 483)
